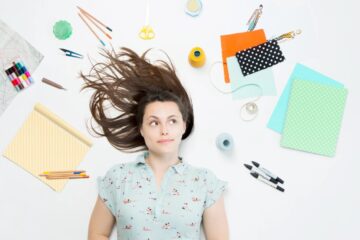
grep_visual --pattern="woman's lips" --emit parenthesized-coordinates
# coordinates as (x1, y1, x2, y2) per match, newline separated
(157, 139, 174, 143)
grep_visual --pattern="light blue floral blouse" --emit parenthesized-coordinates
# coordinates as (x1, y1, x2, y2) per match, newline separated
(98, 152, 227, 240)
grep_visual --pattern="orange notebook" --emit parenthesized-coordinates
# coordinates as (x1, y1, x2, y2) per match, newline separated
(220, 29, 267, 83)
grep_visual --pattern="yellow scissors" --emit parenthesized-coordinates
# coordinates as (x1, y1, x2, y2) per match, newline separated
(139, 0, 155, 40)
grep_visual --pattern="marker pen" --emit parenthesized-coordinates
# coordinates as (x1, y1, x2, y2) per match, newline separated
(11, 66, 29, 87)
(5, 69, 20, 91)
(14, 62, 31, 86)
(251, 161, 284, 184)
(19, 61, 34, 83)
(10, 71, 25, 89)
(244, 163, 278, 184)
(6, 67, 24, 90)
(250, 172, 284, 192)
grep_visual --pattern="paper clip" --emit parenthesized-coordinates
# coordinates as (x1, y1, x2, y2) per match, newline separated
(247, 4, 263, 31)
(139, 0, 155, 40)
(59, 48, 83, 58)
(272, 29, 302, 42)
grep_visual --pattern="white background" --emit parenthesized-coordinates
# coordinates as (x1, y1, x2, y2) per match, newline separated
(0, 0, 359, 239)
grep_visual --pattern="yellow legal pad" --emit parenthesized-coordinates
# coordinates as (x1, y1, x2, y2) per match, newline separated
(3, 103, 92, 192)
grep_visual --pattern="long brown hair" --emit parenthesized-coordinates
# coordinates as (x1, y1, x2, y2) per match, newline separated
(80, 47, 194, 152)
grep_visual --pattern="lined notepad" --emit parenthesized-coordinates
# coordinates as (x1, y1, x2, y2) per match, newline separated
(280, 80, 348, 157)
(3, 103, 92, 191)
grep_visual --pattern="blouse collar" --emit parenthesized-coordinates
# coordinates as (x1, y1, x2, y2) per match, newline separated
(136, 151, 187, 174)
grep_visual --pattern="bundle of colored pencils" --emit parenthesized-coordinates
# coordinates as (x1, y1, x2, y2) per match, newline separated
(39, 170, 89, 180)
(77, 6, 112, 46)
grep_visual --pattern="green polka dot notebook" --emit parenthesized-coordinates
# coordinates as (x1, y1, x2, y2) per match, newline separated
(280, 79, 348, 157)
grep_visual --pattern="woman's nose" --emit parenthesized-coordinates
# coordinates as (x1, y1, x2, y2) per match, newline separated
(160, 124, 169, 135)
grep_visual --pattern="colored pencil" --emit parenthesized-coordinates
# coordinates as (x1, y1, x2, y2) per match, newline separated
(45, 175, 89, 180)
(78, 13, 106, 46)
(39, 170, 89, 180)
(39, 172, 86, 177)
(41, 78, 66, 90)
(77, 6, 112, 32)
(82, 13, 112, 40)
(41, 170, 85, 175)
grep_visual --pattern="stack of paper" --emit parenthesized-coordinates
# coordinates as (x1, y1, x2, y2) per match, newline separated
(220, 29, 276, 99)
(268, 64, 348, 157)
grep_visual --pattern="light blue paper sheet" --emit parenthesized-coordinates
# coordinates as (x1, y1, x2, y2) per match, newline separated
(227, 56, 276, 100)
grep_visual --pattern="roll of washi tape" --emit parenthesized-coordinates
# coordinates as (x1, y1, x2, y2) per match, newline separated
(185, 0, 203, 17)
(188, 47, 206, 68)
(240, 101, 259, 121)
(216, 133, 234, 152)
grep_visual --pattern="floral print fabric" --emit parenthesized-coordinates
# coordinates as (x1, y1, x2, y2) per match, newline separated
(98, 152, 227, 240)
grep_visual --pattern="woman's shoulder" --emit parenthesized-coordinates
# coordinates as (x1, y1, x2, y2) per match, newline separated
(102, 152, 147, 177)
(102, 160, 138, 178)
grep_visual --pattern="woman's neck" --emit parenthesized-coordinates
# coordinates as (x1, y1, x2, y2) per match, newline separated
(145, 151, 180, 173)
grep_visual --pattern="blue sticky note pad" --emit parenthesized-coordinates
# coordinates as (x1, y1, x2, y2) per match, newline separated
(227, 56, 276, 100)
(267, 63, 344, 133)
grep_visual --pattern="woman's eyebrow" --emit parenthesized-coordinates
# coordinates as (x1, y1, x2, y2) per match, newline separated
(147, 114, 179, 119)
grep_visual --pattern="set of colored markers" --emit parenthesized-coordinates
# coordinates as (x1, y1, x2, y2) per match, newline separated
(39, 170, 89, 180)
(4, 61, 33, 92)
(244, 161, 285, 192)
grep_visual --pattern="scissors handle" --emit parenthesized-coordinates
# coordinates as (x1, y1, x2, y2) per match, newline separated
(139, 25, 155, 40)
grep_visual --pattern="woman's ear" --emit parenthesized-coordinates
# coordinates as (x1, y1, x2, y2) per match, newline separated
(182, 122, 186, 134)
(140, 127, 144, 137)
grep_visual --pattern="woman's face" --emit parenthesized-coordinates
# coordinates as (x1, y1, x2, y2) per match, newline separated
(140, 101, 186, 156)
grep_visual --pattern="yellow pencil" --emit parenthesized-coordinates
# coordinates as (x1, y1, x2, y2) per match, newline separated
(40, 173, 87, 177)
(41, 170, 85, 174)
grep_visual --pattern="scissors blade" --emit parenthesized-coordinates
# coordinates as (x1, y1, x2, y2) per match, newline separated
(65, 53, 83, 58)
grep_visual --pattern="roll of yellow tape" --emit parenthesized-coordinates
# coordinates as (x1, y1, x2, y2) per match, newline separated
(188, 47, 206, 68)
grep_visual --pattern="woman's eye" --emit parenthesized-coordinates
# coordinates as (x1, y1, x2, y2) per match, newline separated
(169, 119, 177, 124)
(149, 121, 158, 126)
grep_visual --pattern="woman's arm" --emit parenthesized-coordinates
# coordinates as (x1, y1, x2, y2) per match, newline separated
(202, 196, 229, 240)
(88, 196, 116, 240)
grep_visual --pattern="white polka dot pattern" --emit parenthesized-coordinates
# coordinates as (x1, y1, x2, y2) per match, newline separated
(236, 40, 285, 76)
(280, 80, 348, 157)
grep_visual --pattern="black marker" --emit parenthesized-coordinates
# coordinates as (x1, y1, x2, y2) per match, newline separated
(244, 163, 278, 184)
(251, 161, 284, 184)
(250, 172, 285, 192)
